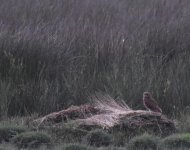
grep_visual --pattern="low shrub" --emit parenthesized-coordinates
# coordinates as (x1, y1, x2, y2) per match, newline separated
(12, 131, 51, 148)
(177, 113, 190, 133)
(0, 125, 27, 142)
(127, 133, 160, 150)
(0, 144, 18, 150)
(85, 130, 112, 147)
(50, 126, 88, 143)
(63, 143, 90, 150)
(161, 133, 190, 149)
(97, 147, 126, 150)
(112, 132, 126, 146)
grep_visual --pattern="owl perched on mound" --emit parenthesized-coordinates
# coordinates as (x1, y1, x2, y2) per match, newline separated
(143, 92, 162, 113)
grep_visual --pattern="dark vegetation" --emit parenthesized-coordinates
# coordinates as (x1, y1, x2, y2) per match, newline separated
(12, 131, 52, 148)
(63, 144, 89, 150)
(127, 133, 160, 150)
(0, 121, 190, 149)
(50, 126, 88, 143)
(85, 129, 112, 147)
(0, 125, 27, 142)
(160, 133, 190, 149)
(0, 0, 190, 117)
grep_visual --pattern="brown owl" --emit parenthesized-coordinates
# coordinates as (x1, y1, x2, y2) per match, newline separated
(143, 92, 162, 113)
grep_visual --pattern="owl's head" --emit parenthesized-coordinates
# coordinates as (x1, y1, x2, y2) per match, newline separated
(143, 92, 151, 99)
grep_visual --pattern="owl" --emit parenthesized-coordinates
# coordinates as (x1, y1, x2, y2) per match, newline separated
(143, 92, 162, 113)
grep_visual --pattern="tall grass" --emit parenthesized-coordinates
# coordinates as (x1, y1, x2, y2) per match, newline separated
(0, 0, 190, 117)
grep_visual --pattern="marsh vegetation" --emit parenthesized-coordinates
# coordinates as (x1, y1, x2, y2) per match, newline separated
(0, 0, 190, 149)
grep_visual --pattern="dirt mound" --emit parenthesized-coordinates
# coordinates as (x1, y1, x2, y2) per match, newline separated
(34, 95, 176, 135)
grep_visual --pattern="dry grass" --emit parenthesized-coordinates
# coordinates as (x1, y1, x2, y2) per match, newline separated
(0, 0, 189, 117)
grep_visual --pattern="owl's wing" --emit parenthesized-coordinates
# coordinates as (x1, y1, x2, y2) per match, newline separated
(145, 99, 162, 113)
